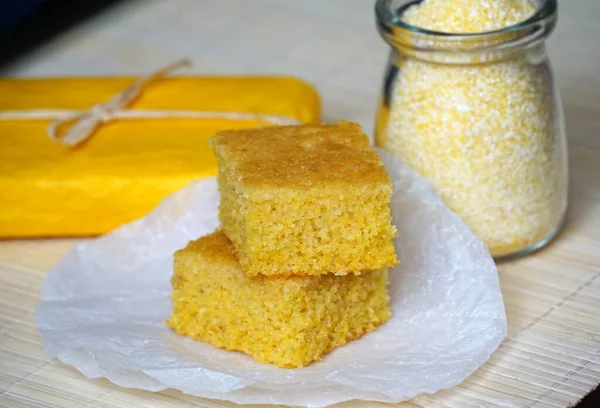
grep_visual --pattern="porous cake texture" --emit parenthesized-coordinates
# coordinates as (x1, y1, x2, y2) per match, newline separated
(209, 122, 398, 277)
(166, 231, 391, 368)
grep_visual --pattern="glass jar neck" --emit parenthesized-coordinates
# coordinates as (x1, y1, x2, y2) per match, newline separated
(376, 0, 557, 65)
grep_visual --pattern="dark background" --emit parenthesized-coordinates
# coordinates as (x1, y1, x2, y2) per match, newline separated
(0, 0, 121, 70)
(0, 0, 598, 406)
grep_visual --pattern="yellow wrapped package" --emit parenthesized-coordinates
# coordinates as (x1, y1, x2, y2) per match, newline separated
(0, 62, 321, 238)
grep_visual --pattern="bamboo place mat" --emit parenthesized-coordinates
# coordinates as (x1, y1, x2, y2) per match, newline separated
(2, 0, 600, 407)
(1, 174, 600, 408)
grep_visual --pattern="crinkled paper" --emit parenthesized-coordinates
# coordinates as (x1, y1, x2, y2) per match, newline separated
(36, 150, 506, 407)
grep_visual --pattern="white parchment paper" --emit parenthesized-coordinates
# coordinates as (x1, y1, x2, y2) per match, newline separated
(36, 150, 506, 407)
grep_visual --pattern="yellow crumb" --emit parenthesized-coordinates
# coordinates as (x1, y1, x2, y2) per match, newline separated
(167, 231, 391, 368)
(210, 122, 398, 276)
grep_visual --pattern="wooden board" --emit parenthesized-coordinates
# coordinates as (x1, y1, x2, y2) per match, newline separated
(1, 0, 600, 406)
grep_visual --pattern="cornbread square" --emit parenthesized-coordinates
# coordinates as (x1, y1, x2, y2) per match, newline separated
(209, 122, 398, 277)
(167, 231, 391, 368)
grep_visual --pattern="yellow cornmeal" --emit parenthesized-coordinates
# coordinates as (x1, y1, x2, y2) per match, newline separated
(167, 231, 391, 368)
(381, 0, 564, 257)
(210, 122, 398, 277)
(402, 0, 535, 33)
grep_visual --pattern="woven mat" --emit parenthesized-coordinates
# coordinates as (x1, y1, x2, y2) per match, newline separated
(2, 145, 600, 408)
(2, 0, 600, 406)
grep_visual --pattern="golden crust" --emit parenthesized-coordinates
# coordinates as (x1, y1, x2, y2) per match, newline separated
(209, 121, 391, 188)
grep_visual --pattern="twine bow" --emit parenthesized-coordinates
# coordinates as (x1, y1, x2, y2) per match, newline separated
(0, 58, 300, 147)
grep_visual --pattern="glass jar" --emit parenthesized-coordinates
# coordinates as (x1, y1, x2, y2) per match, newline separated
(374, 0, 567, 260)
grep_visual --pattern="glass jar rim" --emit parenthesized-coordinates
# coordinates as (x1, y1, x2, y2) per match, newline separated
(375, 0, 557, 62)
(375, 0, 557, 39)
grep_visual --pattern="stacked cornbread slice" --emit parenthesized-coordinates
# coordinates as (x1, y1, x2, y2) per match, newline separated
(167, 122, 398, 368)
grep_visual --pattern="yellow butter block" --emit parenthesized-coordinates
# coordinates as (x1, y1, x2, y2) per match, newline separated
(0, 76, 320, 237)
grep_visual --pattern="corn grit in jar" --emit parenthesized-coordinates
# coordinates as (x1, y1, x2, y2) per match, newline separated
(375, 0, 568, 259)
